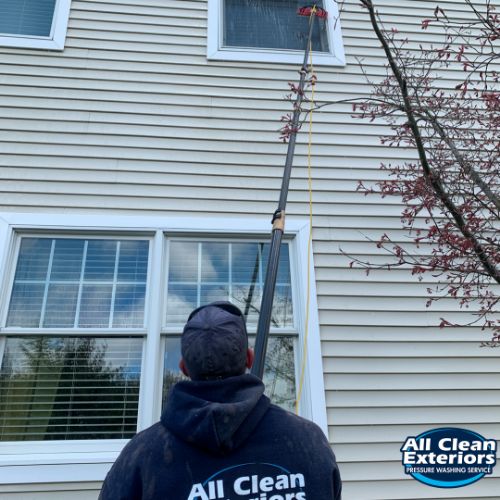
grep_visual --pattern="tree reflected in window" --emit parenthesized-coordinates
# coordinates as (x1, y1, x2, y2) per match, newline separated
(0, 336, 142, 441)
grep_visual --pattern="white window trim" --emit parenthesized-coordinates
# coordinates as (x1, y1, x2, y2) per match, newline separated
(0, 0, 71, 51)
(207, 0, 345, 66)
(0, 212, 327, 484)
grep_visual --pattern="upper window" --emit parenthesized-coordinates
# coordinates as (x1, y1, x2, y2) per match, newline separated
(0, 0, 71, 50)
(207, 0, 345, 65)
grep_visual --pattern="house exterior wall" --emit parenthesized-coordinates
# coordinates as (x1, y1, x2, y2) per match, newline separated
(0, 0, 498, 499)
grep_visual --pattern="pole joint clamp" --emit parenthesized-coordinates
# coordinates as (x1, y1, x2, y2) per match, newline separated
(272, 210, 286, 231)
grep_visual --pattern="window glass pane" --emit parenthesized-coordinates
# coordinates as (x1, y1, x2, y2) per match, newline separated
(168, 241, 198, 282)
(7, 238, 149, 329)
(224, 0, 329, 52)
(262, 244, 292, 284)
(113, 284, 146, 328)
(118, 241, 149, 282)
(84, 240, 117, 282)
(162, 337, 185, 402)
(232, 242, 263, 282)
(51, 239, 85, 281)
(166, 240, 293, 327)
(200, 284, 229, 304)
(274, 284, 294, 327)
(166, 284, 198, 324)
(161, 336, 296, 411)
(257, 336, 296, 412)
(44, 284, 79, 328)
(200, 242, 229, 282)
(232, 284, 261, 325)
(0, 336, 142, 441)
(14, 238, 51, 281)
(0, 0, 56, 37)
(79, 285, 113, 328)
(7, 283, 45, 327)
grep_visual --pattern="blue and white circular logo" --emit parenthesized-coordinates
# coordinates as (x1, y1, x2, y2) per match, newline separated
(401, 427, 497, 488)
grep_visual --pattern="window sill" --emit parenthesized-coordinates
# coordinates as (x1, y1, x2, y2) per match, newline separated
(207, 47, 345, 66)
(0, 440, 126, 484)
(0, 36, 65, 51)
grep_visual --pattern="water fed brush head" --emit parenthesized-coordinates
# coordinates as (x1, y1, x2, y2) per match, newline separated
(297, 5, 328, 18)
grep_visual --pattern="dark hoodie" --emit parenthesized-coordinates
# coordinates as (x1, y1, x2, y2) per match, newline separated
(99, 374, 341, 500)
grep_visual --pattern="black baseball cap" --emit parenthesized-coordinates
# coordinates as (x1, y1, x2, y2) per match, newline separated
(181, 301, 249, 381)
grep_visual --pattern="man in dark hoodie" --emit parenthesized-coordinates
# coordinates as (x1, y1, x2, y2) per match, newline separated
(99, 301, 342, 500)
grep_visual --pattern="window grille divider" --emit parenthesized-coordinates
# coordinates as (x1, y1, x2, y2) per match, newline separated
(39, 239, 55, 328)
(74, 241, 88, 328)
(228, 243, 233, 303)
(109, 241, 121, 328)
(196, 242, 202, 308)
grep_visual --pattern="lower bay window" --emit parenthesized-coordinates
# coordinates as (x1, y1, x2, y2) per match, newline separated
(0, 214, 325, 483)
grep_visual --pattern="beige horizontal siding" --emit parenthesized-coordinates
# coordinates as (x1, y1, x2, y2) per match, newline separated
(0, 482, 101, 500)
(0, 0, 498, 499)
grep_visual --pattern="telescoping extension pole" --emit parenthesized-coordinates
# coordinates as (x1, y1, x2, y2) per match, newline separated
(252, 5, 327, 379)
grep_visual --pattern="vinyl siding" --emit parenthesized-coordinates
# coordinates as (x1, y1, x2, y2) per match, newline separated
(0, 0, 498, 499)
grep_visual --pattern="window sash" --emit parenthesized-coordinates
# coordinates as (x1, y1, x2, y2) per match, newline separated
(162, 334, 297, 412)
(5, 236, 151, 331)
(165, 238, 294, 329)
(0, 336, 143, 442)
(222, 0, 329, 52)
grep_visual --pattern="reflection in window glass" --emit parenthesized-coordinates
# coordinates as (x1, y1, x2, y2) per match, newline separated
(0, 337, 142, 441)
(7, 238, 149, 328)
(201, 242, 229, 282)
(224, 0, 329, 52)
(162, 336, 296, 412)
(162, 337, 187, 403)
(166, 241, 293, 327)
(253, 336, 296, 412)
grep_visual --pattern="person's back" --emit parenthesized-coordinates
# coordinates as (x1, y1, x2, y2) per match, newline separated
(99, 302, 341, 500)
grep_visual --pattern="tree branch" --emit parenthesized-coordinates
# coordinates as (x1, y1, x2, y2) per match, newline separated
(360, 0, 500, 284)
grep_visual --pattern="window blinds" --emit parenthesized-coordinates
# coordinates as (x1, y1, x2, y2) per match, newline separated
(224, 0, 329, 52)
(0, 336, 142, 441)
(0, 0, 56, 37)
(7, 238, 149, 329)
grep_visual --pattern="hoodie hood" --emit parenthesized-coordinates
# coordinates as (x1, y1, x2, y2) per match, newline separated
(161, 374, 270, 455)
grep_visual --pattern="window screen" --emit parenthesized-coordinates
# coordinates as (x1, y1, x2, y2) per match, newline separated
(7, 238, 149, 329)
(0, 0, 56, 37)
(0, 336, 142, 441)
(223, 0, 329, 52)
(166, 241, 293, 327)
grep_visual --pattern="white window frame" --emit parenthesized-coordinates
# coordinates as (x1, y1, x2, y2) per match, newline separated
(207, 0, 345, 66)
(0, 0, 71, 51)
(0, 212, 327, 485)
